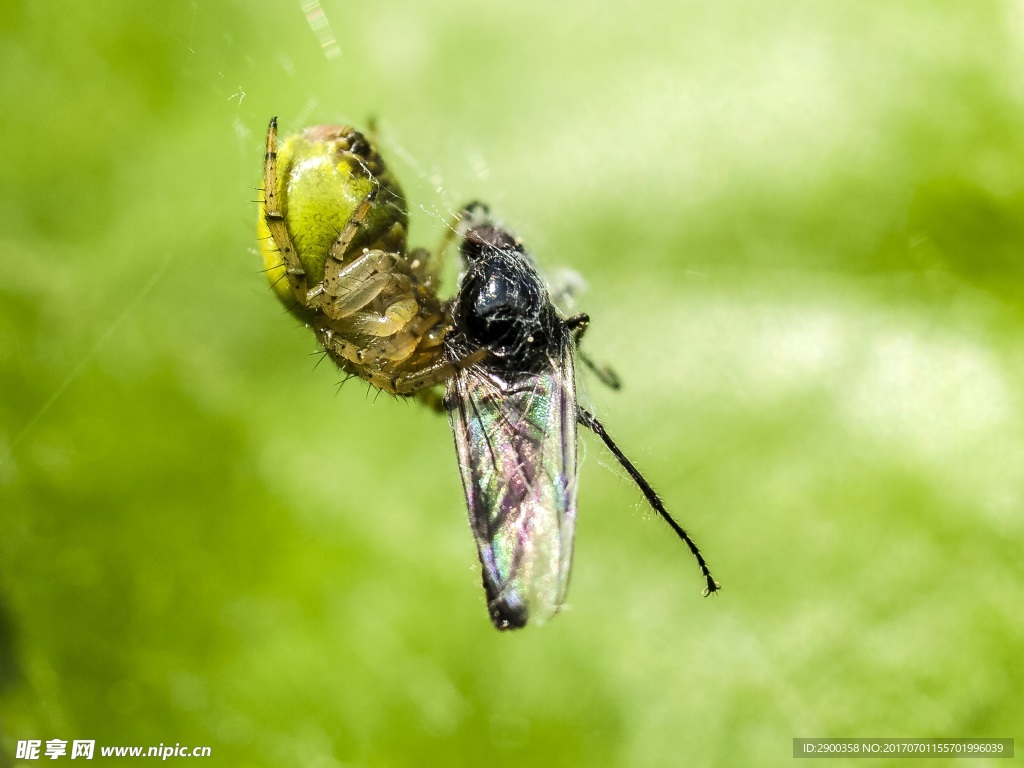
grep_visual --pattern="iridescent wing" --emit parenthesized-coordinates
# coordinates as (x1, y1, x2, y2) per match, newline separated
(447, 342, 577, 630)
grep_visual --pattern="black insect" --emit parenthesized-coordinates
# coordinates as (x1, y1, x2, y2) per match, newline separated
(443, 204, 719, 630)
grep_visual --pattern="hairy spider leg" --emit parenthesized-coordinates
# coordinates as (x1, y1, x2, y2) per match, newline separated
(322, 249, 417, 331)
(262, 117, 311, 302)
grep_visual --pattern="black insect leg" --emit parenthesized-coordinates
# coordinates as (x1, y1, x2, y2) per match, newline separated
(565, 314, 621, 391)
(576, 406, 720, 596)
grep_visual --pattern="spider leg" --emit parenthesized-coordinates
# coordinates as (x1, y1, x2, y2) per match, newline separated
(322, 249, 410, 319)
(262, 117, 313, 302)
(407, 246, 439, 291)
(420, 200, 492, 290)
(388, 348, 489, 396)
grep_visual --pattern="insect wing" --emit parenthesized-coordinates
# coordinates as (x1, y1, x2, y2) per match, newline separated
(448, 347, 578, 630)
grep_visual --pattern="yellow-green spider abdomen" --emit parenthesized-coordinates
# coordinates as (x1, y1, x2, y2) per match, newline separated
(257, 124, 409, 312)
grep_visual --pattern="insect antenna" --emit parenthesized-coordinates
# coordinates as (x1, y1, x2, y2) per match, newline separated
(577, 407, 720, 596)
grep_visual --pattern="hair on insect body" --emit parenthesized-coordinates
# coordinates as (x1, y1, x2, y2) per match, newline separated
(257, 118, 719, 631)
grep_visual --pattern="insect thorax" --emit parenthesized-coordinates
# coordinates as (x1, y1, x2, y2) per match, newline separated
(449, 236, 565, 375)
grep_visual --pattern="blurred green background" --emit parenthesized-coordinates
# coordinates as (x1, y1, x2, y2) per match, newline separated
(2, 1, 1023, 765)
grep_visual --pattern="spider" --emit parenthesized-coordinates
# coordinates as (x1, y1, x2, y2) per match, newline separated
(257, 117, 480, 407)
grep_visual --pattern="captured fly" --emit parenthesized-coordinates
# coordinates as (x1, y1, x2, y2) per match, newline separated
(444, 204, 719, 630)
